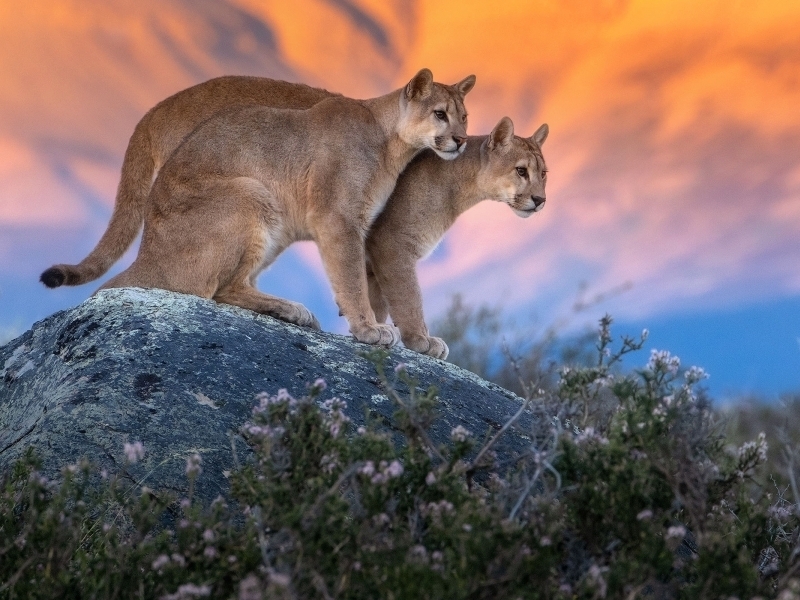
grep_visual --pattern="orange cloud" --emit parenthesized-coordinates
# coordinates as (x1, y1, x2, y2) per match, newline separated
(1, 0, 798, 329)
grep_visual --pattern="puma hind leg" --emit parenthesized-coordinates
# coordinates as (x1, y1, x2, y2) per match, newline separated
(204, 177, 319, 329)
(101, 176, 319, 329)
(214, 286, 320, 330)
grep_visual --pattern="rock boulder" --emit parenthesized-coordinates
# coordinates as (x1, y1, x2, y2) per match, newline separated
(0, 288, 528, 501)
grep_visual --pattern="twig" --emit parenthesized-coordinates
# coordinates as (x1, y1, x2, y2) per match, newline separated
(0, 556, 36, 592)
(379, 373, 444, 462)
(784, 446, 800, 511)
(509, 466, 543, 520)
(252, 506, 272, 570)
(302, 463, 362, 529)
(468, 397, 532, 478)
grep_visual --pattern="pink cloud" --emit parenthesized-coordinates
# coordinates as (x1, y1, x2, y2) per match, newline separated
(1, 0, 799, 333)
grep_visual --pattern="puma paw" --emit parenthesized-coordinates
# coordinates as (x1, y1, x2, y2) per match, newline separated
(277, 302, 320, 330)
(404, 334, 449, 360)
(351, 323, 400, 347)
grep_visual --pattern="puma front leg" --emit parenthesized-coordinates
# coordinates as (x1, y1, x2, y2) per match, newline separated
(315, 218, 399, 346)
(369, 251, 448, 360)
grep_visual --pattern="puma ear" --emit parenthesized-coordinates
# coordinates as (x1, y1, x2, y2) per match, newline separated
(406, 68, 433, 100)
(531, 123, 549, 146)
(454, 74, 476, 96)
(488, 117, 514, 150)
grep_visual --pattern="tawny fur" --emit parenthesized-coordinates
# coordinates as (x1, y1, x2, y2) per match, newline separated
(40, 76, 339, 289)
(366, 117, 549, 359)
(87, 69, 475, 347)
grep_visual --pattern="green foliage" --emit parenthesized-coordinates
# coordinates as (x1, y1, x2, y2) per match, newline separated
(2, 318, 800, 598)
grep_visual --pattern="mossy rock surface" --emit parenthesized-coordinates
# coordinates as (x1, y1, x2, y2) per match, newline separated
(0, 288, 528, 501)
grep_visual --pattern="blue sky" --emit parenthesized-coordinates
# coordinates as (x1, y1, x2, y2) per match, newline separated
(1, 1, 799, 403)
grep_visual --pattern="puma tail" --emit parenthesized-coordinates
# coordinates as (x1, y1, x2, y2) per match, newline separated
(41, 121, 154, 288)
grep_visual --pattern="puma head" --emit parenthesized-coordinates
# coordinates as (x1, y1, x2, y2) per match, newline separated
(479, 117, 549, 218)
(399, 69, 476, 160)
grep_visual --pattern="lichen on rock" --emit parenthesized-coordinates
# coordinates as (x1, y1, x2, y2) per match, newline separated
(0, 287, 528, 501)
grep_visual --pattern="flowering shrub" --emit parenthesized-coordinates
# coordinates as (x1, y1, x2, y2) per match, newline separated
(1, 317, 799, 598)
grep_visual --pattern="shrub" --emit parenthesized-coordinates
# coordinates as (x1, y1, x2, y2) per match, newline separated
(1, 317, 799, 599)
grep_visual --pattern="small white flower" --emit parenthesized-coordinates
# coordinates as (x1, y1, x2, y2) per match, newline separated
(684, 366, 708, 385)
(28, 471, 48, 486)
(385, 460, 404, 478)
(152, 554, 170, 570)
(185, 454, 203, 477)
(408, 545, 429, 564)
(636, 509, 653, 521)
(647, 349, 680, 375)
(425, 471, 437, 485)
(268, 571, 291, 587)
(160, 583, 211, 599)
(124, 441, 145, 464)
(171, 554, 186, 567)
(757, 432, 769, 462)
(451, 425, 472, 443)
(394, 362, 407, 373)
(312, 378, 327, 391)
(576, 427, 609, 445)
(769, 505, 794, 520)
(666, 525, 686, 539)
(373, 513, 391, 526)
(422, 500, 454, 521)
(245, 423, 285, 439)
(320, 453, 339, 474)
(202, 529, 215, 543)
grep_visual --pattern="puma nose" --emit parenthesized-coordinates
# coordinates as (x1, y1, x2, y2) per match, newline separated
(532, 196, 546, 208)
(453, 136, 466, 149)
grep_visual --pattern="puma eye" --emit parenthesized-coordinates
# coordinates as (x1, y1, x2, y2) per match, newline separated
(434, 110, 447, 121)
(516, 167, 528, 178)
(461, 114, 467, 123)
(542, 170, 548, 178)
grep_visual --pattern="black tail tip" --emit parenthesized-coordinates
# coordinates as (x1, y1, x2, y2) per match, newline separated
(40, 267, 66, 288)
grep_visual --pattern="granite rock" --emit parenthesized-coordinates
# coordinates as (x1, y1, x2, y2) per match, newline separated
(0, 288, 528, 501)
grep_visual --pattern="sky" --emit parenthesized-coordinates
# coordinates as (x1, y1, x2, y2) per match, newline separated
(0, 1, 798, 401)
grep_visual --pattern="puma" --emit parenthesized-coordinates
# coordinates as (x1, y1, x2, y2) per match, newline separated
(366, 116, 549, 359)
(44, 69, 476, 347)
(41, 76, 338, 288)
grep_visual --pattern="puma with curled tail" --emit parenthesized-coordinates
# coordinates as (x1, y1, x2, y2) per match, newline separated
(96, 69, 476, 346)
(40, 76, 338, 289)
(366, 116, 549, 359)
